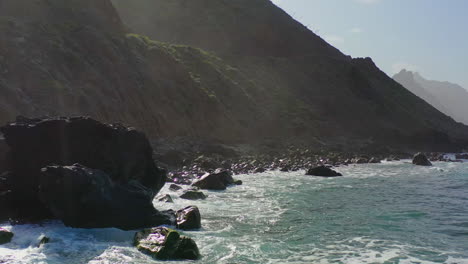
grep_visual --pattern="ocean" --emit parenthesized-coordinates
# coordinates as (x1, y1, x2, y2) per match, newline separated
(1, 160, 468, 263)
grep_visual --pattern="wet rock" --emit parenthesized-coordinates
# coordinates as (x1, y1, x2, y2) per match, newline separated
(412, 153, 432, 166)
(38, 164, 173, 230)
(368, 157, 381, 163)
(180, 190, 207, 200)
(306, 166, 342, 177)
(353, 157, 368, 164)
(38, 235, 50, 247)
(169, 184, 183, 191)
(192, 170, 234, 190)
(134, 227, 200, 260)
(0, 228, 13, 245)
(280, 166, 290, 172)
(0, 117, 166, 221)
(156, 194, 174, 203)
(234, 180, 243, 185)
(176, 206, 201, 230)
(253, 167, 266, 173)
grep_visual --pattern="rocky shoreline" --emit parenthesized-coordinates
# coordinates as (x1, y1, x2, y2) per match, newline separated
(0, 117, 466, 261)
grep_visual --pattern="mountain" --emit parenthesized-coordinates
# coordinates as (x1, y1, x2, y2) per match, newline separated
(111, 0, 468, 151)
(394, 70, 468, 126)
(0, 0, 467, 152)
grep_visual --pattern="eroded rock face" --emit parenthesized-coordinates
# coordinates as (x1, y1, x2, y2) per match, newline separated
(134, 227, 200, 260)
(412, 153, 432, 166)
(0, 117, 168, 226)
(0, 228, 13, 245)
(39, 164, 173, 230)
(306, 166, 342, 177)
(176, 206, 201, 230)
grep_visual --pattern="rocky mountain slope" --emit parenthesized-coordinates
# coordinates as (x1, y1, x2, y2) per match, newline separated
(394, 70, 468, 126)
(111, 0, 468, 151)
(0, 0, 467, 152)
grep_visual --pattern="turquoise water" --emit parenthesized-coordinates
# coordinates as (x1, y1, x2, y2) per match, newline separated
(1, 160, 468, 263)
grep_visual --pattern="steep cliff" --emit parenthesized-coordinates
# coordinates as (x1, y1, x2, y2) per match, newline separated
(112, 0, 468, 151)
(394, 70, 468, 126)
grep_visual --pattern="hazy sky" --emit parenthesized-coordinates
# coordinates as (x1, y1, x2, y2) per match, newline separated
(272, 0, 468, 89)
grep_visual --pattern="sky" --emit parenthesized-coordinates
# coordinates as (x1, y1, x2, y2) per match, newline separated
(271, 0, 468, 90)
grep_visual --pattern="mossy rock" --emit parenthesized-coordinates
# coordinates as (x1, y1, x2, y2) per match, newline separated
(134, 227, 200, 260)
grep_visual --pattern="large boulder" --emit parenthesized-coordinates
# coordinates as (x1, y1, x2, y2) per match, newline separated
(306, 166, 342, 177)
(412, 153, 432, 166)
(0, 116, 167, 225)
(39, 164, 173, 230)
(134, 227, 200, 260)
(176, 206, 201, 230)
(192, 170, 235, 190)
(0, 228, 13, 245)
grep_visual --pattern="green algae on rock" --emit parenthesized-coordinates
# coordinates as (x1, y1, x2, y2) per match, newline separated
(133, 227, 200, 260)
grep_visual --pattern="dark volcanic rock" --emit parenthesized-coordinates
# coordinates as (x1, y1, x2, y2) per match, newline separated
(306, 166, 342, 177)
(0, 228, 13, 245)
(156, 194, 174, 203)
(169, 184, 183, 191)
(180, 190, 207, 200)
(134, 227, 200, 260)
(412, 153, 432, 166)
(39, 164, 173, 230)
(38, 235, 50, 247)
(253, 167, 266, 173)
(176, 206, 201, 230)
(192, 170, 235, 190)
(0, 117, 167, 226)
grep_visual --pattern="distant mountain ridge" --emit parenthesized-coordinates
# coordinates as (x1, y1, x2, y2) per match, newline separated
(394, 70, 468, 125)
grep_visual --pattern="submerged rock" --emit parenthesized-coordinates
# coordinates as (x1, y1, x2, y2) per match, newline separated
(169, 184, 183, 191)
(306, 166, 342, 177)
(176, 206, 201, 230)
(39, 164, 173, 230)
(156, 194, 174, 203)
(134, 227, 200, 260)
(180, 190, 207, 200)
(0, 228, 13, 245)
(38, 235, 50, 247)
(0, 117, 168, 227)
(412, 153, 432, 166)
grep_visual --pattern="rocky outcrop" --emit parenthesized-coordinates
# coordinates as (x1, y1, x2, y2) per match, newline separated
(306, 166, 342, 177)
(39, 164, 172, 230)
(412, 153, 433, 166)
(0, 117, 169, 228)
(176, 206, 201, 230)
(0, 228, 13, 245)
(192, 170, 235, 190)
(134, 227, 200, 260)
